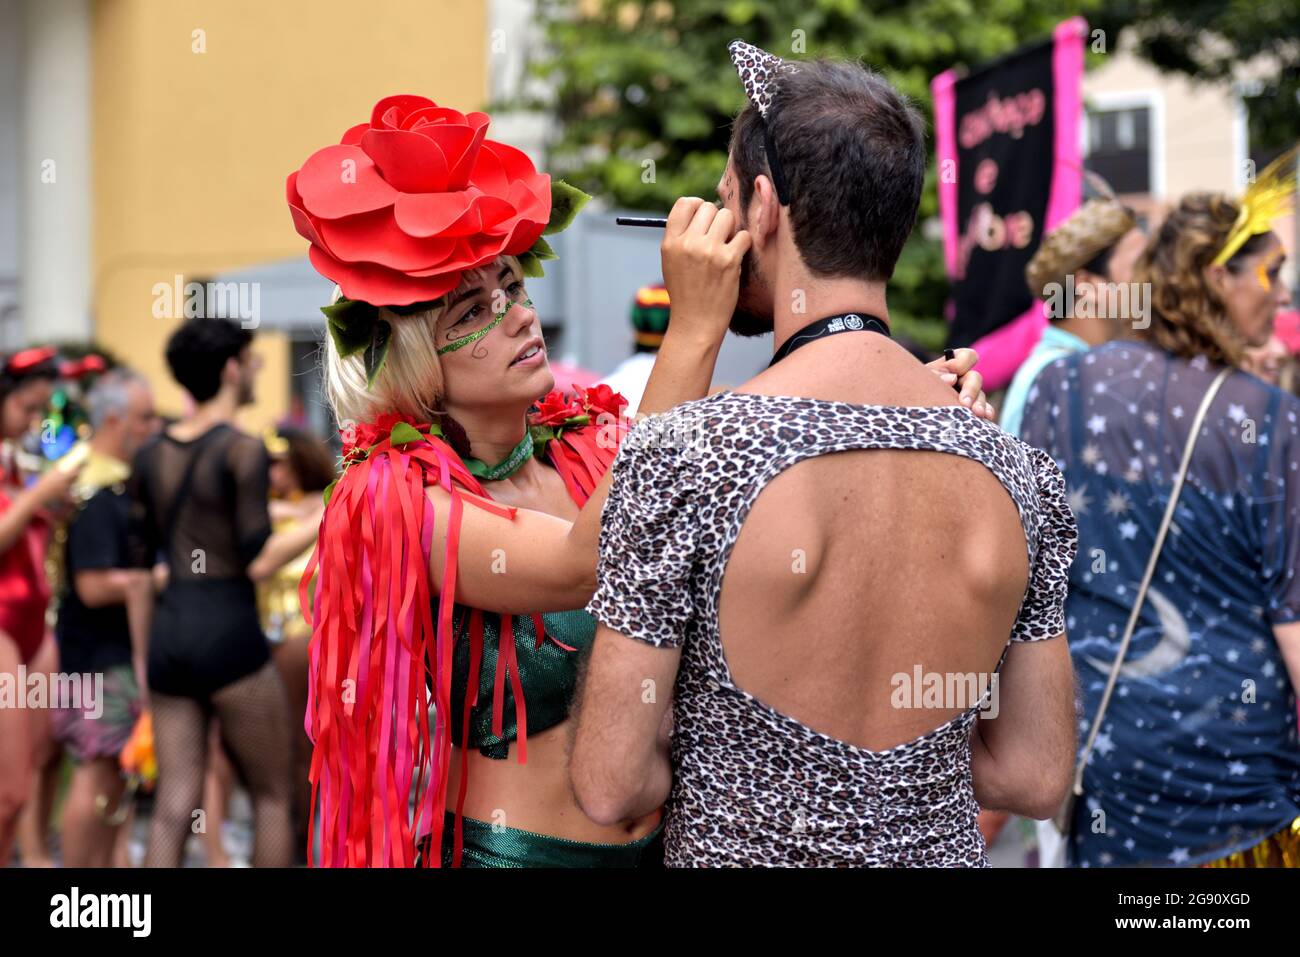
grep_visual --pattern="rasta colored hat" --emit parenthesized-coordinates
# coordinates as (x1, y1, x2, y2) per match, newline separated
(1212, 145, 1298, 266)
(630, 283, 670, 348)
(1025, 198, 1137, 299)
(286, 94, 590, 384)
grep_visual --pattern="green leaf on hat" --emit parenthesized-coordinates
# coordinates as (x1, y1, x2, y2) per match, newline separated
(544, 179, 591, 236)
(321, 297, 383, 359)
(517, 250, 546, 279)
(531, 236, 559, 261)
(362, 318, 392, 388)
(517, 235, 560, 280)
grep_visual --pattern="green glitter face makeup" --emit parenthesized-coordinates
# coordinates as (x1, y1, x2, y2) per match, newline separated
(437, 285, 533, 356)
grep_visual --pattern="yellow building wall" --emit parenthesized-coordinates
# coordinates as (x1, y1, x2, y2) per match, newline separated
(91, 0, 488, 429)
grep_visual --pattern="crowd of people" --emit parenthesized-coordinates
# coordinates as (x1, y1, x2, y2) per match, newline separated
(0, 37, 1296, 869)
(0, 333, 333, 867)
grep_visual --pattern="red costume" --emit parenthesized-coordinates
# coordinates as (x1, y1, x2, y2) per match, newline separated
(0, 458, 51, 663)
(299, 397, 627, 868)
(289, 92, 619, 867)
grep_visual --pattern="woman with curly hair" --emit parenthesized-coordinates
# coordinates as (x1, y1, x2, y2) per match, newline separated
(1021, 155, 1300, 868)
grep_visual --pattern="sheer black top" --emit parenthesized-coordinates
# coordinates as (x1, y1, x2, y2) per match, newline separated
(129, 424, 275, 696)
(129, 424, 272, 579)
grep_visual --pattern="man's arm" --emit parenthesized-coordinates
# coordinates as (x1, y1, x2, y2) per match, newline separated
(73, 568, 150, 608)
(569, 624, 680, 826)
(123, 569, 154, 711)
(969, 634, 1076, 819)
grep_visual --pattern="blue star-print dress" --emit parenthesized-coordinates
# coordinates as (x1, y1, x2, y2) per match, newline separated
(1022, 340, 1300, 867)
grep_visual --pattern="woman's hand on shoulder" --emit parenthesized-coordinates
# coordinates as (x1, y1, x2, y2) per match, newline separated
(925, 347, 994, 419)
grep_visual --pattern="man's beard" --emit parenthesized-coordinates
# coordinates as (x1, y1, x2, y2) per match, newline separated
(728, 244, 774, 338)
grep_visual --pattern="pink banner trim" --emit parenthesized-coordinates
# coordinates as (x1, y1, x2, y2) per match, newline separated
(935, 17, 1088, 390)
(931, 68, 960, 277)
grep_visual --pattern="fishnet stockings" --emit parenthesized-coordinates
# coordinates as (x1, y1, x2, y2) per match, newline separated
(144, 663, 293, 867)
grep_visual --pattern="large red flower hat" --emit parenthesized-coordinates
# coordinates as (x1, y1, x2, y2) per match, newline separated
(287, 95, 588, 381)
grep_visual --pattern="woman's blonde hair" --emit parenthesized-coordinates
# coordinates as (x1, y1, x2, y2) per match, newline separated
(1132, 192, 1271, 367)
(323, 255, 521, 426)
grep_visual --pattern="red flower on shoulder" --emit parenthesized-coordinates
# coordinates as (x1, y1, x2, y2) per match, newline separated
(581, 383, 628, 420)
(529, 390, 584, 427)
(341, 411, 421, 457)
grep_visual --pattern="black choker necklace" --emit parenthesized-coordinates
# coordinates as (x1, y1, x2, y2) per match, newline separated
(768, 312, 890, 367)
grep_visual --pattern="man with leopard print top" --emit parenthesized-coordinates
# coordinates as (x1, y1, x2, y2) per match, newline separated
(569, 43, 1078, 866)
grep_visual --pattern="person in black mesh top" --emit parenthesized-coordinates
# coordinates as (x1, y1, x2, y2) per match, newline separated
(129, 318, 322, 867)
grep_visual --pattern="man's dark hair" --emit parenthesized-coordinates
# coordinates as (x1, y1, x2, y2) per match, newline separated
(165, 318, 253, 402)
(729, 58, 927, 282)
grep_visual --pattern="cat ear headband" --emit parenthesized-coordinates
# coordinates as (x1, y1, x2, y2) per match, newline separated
(728, 39, 795, 206)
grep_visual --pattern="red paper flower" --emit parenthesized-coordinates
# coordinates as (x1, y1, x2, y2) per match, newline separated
(342, 411, 421, 457)
(287, 95, 552, 307)
(581, 384, 628, 420)
(530, 390, 584, 427)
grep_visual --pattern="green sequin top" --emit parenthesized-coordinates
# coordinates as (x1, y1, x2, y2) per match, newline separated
(449, 606, 596, 759)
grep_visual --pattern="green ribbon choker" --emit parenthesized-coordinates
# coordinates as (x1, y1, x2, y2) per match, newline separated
(463, 429, 535, 481)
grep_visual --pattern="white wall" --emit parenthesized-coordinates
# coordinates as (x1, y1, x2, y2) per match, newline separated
(0, 0, 23, 347)
(19, 0, 93, 344)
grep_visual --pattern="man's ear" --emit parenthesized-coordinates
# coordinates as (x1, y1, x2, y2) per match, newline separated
(749, 174, 781, 249)
(222, 355, 242, 385)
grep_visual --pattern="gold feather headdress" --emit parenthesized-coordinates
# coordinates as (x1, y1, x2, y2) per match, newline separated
(1212, 146, 1298, 266)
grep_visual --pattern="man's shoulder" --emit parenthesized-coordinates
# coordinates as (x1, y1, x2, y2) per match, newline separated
(620, 393, 726, 460)
(80, 482, 130, 516)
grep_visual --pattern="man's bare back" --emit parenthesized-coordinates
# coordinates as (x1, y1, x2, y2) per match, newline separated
(720, 332, 1030, 750)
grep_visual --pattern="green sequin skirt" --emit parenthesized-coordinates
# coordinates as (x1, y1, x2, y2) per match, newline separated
(435, 812, 663, 868)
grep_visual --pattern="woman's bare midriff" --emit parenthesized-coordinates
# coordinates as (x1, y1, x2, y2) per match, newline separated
(446, 718, 661, 844)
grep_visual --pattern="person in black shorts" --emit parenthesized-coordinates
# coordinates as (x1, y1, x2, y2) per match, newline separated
(129, 318, 322, 867)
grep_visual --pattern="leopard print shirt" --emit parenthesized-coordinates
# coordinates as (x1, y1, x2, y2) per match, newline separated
(587, 391, 1077, 867)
